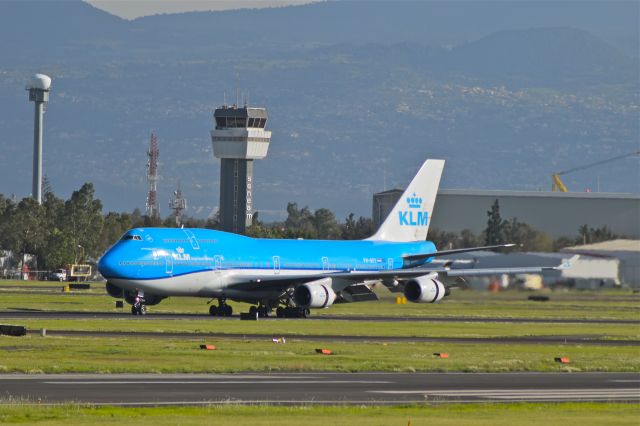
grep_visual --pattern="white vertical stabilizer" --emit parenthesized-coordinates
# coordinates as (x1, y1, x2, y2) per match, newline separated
(367, 159, 444, 242)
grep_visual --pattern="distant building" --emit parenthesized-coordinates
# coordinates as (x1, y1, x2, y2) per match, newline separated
(561, 240, 640, 288)
(373, 189, 640, 239)
(441, 251, 625, 290)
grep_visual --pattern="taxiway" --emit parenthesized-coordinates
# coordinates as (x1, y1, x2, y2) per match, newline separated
(0, 372, 637, 405)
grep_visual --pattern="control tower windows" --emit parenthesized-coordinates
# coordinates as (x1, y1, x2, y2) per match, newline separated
(230, 117, 248, 128)
(248, 118, 266, 128)
(215, 117, 250, 129)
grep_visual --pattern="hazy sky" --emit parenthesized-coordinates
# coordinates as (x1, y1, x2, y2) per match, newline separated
(87, 0, 317, 19)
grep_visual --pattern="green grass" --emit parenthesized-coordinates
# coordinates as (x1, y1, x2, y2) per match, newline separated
(0, 403, 638, 425)
(0, 335, 638, 374)
(1, 281, 638, 374)
(1, 280, 638, 320)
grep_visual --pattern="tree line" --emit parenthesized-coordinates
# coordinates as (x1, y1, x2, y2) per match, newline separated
(0, 184, 374, 271)
(0, 186, 618, 272)
(429, 199, 620, 252)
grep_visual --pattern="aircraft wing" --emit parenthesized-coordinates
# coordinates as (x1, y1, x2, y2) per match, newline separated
(227, 256, 576, 292)
(443, 255, 577, 277)
(226, 268, 442, 292)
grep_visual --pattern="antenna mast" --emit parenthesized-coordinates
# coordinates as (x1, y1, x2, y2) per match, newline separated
(146, 132, 160, 223)
(169, 182, 187, 227)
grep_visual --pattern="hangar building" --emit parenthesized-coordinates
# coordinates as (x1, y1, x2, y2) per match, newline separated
(561, 240, 640, 288)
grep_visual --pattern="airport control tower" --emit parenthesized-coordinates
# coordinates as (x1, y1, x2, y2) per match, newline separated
(211, 104, 271, 234)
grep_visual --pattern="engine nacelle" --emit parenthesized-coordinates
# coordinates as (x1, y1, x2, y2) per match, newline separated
(293, 278, 337, 309)
(122, 290, 166, 306)
(105, 282, 123, 298)
(404, 275, 446, 303)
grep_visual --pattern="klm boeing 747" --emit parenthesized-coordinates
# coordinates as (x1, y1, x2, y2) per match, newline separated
(98, 160, 568, 317)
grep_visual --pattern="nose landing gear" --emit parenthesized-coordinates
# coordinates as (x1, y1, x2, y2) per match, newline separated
(131, 291, 146, 315)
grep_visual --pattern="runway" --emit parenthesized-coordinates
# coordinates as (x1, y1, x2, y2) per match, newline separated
(0, 372, 637, 405)
(1, 310, 637, 324)
(21, 328, 640, 346)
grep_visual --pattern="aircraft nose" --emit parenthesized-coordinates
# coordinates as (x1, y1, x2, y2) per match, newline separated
(98, 246, 122, 278)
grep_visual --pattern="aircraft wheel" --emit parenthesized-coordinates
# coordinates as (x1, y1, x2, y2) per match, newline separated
(224, 305, 233, 317)
(209, 305, 218, 316)
(301, 308, 310, 318)
(139, 305, 146, 315)
(276, 307, 284, 318)
(131, 306, 138, 315)
(249, 306, 257, 316)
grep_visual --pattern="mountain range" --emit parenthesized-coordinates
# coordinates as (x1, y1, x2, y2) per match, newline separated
(0, 0, 637, 220)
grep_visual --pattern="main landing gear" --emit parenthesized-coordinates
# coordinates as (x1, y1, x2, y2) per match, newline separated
(248, 305, 271, 318)
(275, 307, 310, 318)
(244, 299, 310, 319)
(275, 293, 310, 318)
(209, 299, 233, 317)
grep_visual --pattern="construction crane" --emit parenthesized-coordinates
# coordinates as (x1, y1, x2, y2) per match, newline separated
(551, 150, 640, 192)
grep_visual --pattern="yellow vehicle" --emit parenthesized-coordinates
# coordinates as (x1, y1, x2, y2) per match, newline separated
(69, 264, 92, 282)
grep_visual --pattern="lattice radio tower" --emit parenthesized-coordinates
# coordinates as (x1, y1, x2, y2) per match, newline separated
(146, 132, 160, 223)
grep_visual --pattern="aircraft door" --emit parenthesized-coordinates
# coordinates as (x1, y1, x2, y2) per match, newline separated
(273, 256, 280, 275)
(214, 255, 223, 271)
(387, 258, 394, 270)
(322, 257, 329, 271)
(165, 254, 173, 275)
(182, 230, 200, 250)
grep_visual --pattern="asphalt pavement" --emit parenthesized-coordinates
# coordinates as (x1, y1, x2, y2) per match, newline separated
(0, 372, 637, 405)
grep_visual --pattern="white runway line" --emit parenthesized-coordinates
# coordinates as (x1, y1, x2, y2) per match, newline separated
(369, 388, 640, 400)
(44, 380, 392, 385)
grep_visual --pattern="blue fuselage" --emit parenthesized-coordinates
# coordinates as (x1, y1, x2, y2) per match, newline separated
(98, 227, 436, 297)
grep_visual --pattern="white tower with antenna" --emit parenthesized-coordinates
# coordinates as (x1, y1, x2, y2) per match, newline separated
(26, 73, 52, 204)
(211, 100, 271, 234)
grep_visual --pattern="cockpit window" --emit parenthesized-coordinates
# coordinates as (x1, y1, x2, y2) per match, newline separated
(121, 234, 142, 241)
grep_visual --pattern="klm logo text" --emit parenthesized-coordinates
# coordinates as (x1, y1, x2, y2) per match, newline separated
(399, 193, 428, 226)
(398, 211, 429, 226)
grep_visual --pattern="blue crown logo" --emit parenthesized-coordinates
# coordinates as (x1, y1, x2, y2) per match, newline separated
(406, 193, 422, 209)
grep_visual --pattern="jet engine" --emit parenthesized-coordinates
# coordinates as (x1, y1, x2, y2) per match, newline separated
(122, 290, 166, 306)
(293, 278, 336, 309)
(105, 281, 124, 298)
(403, 274, 446, 303)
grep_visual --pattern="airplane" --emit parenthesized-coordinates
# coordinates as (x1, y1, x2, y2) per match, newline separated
(98, 159, 571, 317)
